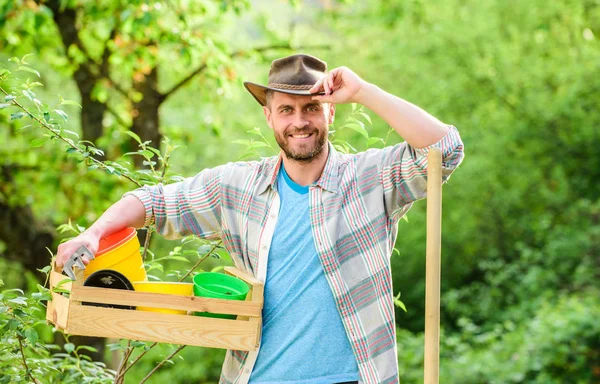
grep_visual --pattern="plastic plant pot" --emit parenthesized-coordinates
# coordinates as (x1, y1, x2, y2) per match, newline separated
(132, 282, 193, 315)
(82, 269, 135, 310)
(193, 272, 250, 319)
(84, 227, 147, 283)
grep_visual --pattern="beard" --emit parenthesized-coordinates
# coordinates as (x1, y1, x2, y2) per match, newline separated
(274, 125, 327, 163)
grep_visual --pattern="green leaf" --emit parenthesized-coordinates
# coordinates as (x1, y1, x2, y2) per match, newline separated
(31, 137, 49, 148)
(17, 66, 41, 78)
(351, 103, 357, 112)
(358, 112, 372, 125)
(0, 103, 11, 109)
(139, 149, 154, 159)
(76, 345, 98, 353)
(367, 137, 384, 147)
(124, 130, 142, 144)
(394, 298, 407, 312)
(20, 53, 35, 64)
(8, 318, 19, 330)
(62, 129, 79, 138)
(4, 95, 16, 102)
(22, 89, 35, 100)
(8, 297, 27, 306)
(130, 341, 146, 348)
(54, 109, 68, 121)
(10, 112, 27, 120)
(166, 255, 190, 263)
(394, 291, 407, 312)
(147, 147, 162, 157)
(16, 124, 32, 132)
(24, 328, 38, 344)
(345, 122, 369, 139)
(89, 147, 104, 156)
(64, 343, 75, 354)
(37, 265, 52, 274)
(59, 97, 82, 108)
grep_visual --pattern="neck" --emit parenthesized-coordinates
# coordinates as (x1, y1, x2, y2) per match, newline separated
(280, 143, 329, 187)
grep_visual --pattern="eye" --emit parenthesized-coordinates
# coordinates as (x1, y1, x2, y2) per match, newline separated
(280, 107, 292, 114)
(307, 106, 319, 112)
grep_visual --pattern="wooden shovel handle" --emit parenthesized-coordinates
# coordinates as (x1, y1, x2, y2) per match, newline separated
(424, 147, 442, 384)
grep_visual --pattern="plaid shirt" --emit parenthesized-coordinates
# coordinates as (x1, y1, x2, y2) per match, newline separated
(126, 126, 464, 384)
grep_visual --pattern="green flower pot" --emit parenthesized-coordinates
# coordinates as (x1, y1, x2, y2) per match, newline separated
(193, 272, 250, 319)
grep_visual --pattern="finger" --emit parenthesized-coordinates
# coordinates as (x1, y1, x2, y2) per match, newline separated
(323, 75, 330, 95)
(328, 72, 335, 92)
(56, 244, 66, 267)
(309, 77, 325, 93)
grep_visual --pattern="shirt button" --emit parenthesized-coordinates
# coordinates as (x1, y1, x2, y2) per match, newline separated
(270, 212, 277, 219)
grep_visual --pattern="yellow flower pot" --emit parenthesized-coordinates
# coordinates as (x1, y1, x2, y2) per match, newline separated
(84, 227, 147, 283)
(132, 282, 194, 314)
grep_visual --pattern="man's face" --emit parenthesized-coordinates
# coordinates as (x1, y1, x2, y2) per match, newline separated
(263, 92, 335, 163)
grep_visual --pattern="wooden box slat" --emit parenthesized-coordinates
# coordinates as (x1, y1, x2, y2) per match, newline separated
(70, 286, 262, 316)
(46, 262, 263, 351)
(50, 269, 72, 292)
(66, 305, 259, 350)
(46, 292, 70, 330)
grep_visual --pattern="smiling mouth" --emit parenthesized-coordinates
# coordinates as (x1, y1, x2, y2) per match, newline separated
(289, 133, 313, 139)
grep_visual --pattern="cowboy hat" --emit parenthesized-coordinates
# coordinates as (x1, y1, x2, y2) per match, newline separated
(244, 54, 327, 106)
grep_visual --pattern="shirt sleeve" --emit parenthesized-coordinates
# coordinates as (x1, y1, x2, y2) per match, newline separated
(122, 165, 225, 240)
(378, 125, 465, 220)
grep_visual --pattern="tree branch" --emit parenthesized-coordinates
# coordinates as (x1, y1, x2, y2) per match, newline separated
(158, 43, 330, 103)
(180, 240, 222, 281)
(18, 335, 41, 384)
(105, 103, 130, 128)
(0, 86, 142, 188)
(232, 43, 331, 58)
(159, 63, 207, 102)
(139, 345, 186, 384)
(100, 16, 122, 76)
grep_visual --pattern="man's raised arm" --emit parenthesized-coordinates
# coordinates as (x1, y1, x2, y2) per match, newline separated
(310, 66, 450, 148)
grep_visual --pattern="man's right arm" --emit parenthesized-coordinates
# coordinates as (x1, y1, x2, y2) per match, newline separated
(55, 194, 146, 267)
(56, 164, 227, 268)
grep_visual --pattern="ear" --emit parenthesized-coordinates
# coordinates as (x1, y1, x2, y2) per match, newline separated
(263, 106, 274, 129)
(327, 103, 336, 125)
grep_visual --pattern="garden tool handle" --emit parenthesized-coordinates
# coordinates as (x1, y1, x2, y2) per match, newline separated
(424, 147, 442, 384)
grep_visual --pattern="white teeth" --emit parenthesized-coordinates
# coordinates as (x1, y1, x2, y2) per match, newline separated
(292, 134, 310, 138)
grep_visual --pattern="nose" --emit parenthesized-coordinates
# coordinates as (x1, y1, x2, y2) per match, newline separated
(293, 111, 310, 128)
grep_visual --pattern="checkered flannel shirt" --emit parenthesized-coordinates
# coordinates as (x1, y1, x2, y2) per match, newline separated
(125, 125, 464, 383)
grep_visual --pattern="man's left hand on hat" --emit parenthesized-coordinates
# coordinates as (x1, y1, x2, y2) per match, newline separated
(309, 66, 366, 105)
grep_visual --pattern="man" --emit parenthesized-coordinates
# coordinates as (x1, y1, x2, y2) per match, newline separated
(57, 54, 464, 384)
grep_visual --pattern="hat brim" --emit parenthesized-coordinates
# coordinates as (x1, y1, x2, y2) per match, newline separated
(244, 81, 325, 106)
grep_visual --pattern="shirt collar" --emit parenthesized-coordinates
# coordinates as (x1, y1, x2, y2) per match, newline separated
(256, 141, 339, 195)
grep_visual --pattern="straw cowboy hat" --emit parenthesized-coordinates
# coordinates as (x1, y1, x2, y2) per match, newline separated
(244, 54, 327, 106)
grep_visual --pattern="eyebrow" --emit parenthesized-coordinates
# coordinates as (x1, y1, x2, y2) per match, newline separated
(277, 102, 322, 111)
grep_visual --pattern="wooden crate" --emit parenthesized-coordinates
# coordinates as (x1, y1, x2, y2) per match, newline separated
(46, 263, 263, 351)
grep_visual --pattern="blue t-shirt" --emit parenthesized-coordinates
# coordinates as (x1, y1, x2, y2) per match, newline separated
(249, 166, 360, 384)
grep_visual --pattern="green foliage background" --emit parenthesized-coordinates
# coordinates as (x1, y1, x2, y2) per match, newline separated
(1, 0, 599, 383)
